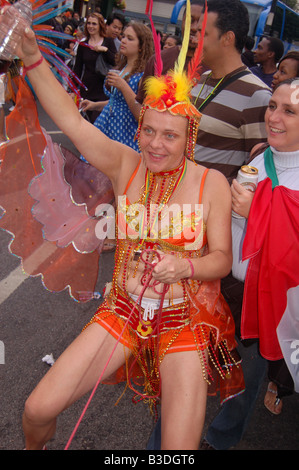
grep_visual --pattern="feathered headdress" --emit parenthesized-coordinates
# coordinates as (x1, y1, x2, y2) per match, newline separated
(137, 0, 207, 161)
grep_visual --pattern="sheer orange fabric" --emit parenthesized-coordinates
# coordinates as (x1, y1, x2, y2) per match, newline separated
(0, 78, 114, 301)
(86, 278, 245, 409)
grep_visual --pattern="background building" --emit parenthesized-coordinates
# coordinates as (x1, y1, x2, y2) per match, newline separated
(73, 0, 183, 35)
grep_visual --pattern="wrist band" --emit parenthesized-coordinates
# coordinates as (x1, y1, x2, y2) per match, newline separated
(23, 56, 44, 75)
(186, 259, 194, 278)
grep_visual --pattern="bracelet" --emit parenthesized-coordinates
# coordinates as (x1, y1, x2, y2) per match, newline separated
(186, 259, 194, 279)
(23, 56, 44, 75)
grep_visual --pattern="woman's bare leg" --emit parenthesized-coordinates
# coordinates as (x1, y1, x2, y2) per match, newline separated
(23, 323, 130, 449)
(159, 351, 208, 450)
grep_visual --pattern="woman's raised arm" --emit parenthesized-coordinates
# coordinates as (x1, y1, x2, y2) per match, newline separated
(12, 25, 137, 185)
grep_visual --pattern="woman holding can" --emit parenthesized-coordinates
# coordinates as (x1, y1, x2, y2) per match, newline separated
(231, 78, 299, 416)
(200, 78, 299, 451)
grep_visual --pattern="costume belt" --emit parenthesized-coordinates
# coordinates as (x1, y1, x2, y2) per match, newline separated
(107, 284, 190, 339)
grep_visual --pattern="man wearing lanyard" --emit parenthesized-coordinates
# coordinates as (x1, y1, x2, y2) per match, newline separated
(192, 0, 271, 183)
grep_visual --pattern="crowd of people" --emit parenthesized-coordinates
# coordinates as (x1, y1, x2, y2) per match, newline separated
(0, 0, 298, 451)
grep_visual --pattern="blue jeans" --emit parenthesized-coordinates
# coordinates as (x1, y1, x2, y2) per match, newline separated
(146, 339, 267, 450)
(204, 339, 267, 449)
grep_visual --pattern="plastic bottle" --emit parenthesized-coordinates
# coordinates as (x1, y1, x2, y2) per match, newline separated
(0, 0, 32, 61)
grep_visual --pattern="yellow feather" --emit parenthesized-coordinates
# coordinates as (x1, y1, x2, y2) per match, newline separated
(144, 75, 166, 98)
(173, 71, 192, 102)
(175, 0, 191, 75)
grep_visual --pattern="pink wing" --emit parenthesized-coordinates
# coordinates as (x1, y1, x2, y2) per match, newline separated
(0, 77, 114, 302)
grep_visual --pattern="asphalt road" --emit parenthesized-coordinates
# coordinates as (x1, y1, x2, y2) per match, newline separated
(0, 100, 298, 452)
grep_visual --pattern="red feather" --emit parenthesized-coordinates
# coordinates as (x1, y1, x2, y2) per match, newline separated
(0, 0, 11, 7)
(188, 0, 208, 83)
(145, 0, 151, 14)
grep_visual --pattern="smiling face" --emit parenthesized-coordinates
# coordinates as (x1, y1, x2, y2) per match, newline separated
(119, 26, 140, 59)
(265, 83, 299, 152)
(107, 18, 123, 39)
(272, 58, 299, 89)
(139, 109, 188, 172)
(86, 15, 100, 36)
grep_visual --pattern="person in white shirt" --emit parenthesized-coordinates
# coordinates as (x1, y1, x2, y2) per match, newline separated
(201, 78, 299, 450)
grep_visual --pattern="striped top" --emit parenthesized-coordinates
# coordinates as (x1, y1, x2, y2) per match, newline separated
(191, 66, 272, 180)
(232, 147, 299, 282)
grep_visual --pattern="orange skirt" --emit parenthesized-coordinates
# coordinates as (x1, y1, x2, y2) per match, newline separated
(86, 294, 197, 354)
(84, 283, 245, 411)
(91, 310, 199, 353)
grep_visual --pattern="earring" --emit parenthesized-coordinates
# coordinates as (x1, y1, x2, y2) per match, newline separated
(186, 118, 198, 163)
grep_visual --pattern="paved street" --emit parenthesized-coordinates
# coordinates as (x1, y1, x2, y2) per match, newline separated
(0, 101, 298, 451)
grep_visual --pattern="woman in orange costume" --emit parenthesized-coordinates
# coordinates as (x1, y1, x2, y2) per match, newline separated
(2, 1, 244, 450)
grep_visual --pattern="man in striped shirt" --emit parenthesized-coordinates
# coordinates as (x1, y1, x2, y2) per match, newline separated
(192, 0, 272, 182)
(194, 0, 272, 451)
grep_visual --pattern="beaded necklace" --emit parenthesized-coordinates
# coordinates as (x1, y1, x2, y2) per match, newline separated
(112, 156, 203, 316)
(137, 157, 187, 250)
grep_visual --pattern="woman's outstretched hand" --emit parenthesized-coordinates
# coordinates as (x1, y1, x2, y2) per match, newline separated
(80, 99, 95, 111)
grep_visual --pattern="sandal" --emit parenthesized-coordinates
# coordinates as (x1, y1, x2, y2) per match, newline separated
(264, 382, 283, 415)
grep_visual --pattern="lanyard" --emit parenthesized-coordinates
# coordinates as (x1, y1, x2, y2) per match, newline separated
(194, 72, 225, 109)
(194, 69, 250, 111)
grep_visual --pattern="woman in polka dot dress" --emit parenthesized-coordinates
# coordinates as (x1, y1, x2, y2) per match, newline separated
(81, 23, 154, 152)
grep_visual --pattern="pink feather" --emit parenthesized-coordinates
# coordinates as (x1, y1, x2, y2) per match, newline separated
(146, 0, 163, 77)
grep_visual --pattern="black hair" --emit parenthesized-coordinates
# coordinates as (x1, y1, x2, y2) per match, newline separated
(106, 12, 126, 27)
(263, 36, 285, 63)
(279, 51, 299, 77)
(183, 0, 206, 15)
(206, 0, 249, 53)
(165, 34, 182, 46)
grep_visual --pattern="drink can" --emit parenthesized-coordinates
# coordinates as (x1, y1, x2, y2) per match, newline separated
(237, 165, 259, 191)
(232, 165, 258, 218)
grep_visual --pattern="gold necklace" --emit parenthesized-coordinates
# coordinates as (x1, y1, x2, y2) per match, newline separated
(136, 159, 186, 248)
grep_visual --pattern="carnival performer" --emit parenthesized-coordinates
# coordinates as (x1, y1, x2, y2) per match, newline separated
(231, 78, 299, 417)
(1, 1, 244, 450)
(81, 22, 154, 152)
